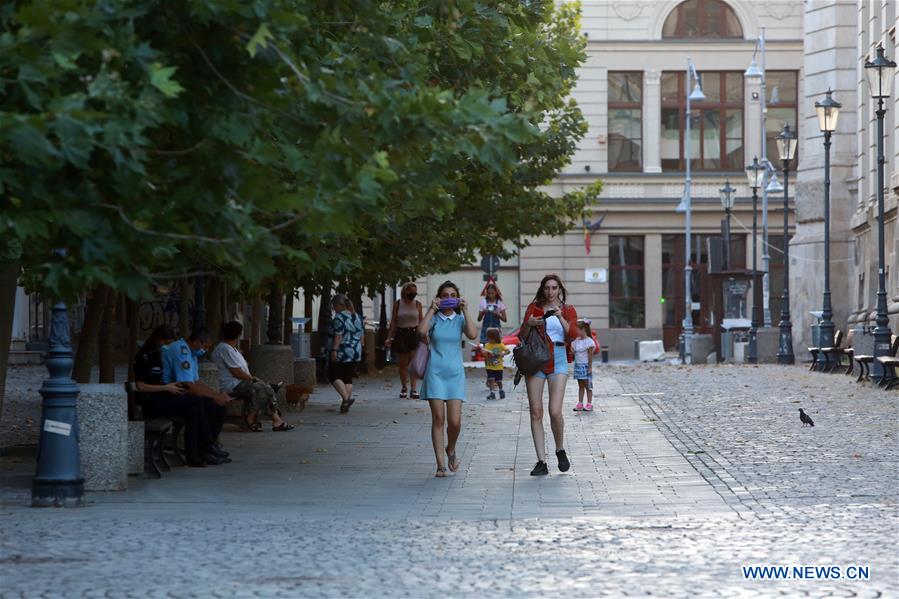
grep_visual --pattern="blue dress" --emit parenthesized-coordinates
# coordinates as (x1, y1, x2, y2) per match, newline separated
(421, 313, 466, 401)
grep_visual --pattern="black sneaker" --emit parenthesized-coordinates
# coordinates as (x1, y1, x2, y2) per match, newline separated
(209, 446, 229, 458)
(556, 449, 570, 472)
(530, 461, 549, 476)
(499, 389, 506, 399)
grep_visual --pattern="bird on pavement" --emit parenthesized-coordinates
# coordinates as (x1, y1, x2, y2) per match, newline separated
(799, 408, 815, 427)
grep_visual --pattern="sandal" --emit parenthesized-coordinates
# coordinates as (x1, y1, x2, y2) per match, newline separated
(339, 398, 355, 414)
(435, 466, 448, 478)
(399, 386, 408, 399)
(272, 422, 295, 432)
(446, 449, 460, 472)
(410, 391, 420, 400)
(250, 421, 263, 432)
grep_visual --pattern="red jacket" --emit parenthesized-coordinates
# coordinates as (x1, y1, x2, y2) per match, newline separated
(522, 302, 579, 375)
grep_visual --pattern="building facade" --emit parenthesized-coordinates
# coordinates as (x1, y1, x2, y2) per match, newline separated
(424, 0, 805, 359)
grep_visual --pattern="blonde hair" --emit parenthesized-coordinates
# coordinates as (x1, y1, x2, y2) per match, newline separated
(486, 327, 502, 343)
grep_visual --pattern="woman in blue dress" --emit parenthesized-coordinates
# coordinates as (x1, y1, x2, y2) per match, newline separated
(418, 281, 478, 477)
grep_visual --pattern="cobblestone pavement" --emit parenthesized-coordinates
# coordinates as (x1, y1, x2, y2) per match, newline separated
(1, 364, 896, 597)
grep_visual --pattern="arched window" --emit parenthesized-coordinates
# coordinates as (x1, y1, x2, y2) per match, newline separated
(662, 0, 743, 39)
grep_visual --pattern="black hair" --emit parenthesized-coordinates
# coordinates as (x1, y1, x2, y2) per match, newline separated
(140, 324, 176, 353)
(221, 321, 243, 341)
(435, 280, 462, 313)
(188, 328, 212, 343)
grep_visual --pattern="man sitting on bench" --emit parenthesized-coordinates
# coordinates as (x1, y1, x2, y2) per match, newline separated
(133, 325, 229, 467)
(212, 321, 294, 432)
(161, 328, 234, 464)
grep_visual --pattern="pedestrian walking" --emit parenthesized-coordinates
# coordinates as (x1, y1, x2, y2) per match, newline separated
(483, 327, 510, 399)
(418, 281, 478, 477)
(477, 281, 507, 343)
(519, 274, 578, 476)
(328, 294, 364, 414)
(571, 320, 595, 412)
(385, 282, 424, 399)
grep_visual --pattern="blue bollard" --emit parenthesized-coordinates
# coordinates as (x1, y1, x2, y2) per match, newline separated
(32, 301, 84, 507)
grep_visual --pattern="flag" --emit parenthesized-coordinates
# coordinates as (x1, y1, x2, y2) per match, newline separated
(583, 212, 608, 255)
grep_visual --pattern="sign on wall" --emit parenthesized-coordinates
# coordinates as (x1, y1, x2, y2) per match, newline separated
(585, 268, 607, 283)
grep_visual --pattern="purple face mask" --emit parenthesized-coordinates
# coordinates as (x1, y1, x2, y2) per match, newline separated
(439, 297, 460, 310)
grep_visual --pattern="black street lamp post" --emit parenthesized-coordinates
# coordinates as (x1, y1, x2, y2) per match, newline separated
(776, 123, 797, 365)
(746, 157, 766, 364)
(865, 45, 897, 379)
(814, 89, 842, 351)
(718, 181, 737, 270)
(32, 300, 84, 507)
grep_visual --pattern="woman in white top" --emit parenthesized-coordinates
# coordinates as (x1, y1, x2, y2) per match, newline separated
(385, 282, 424, 399)
(518, 274, 578, 476)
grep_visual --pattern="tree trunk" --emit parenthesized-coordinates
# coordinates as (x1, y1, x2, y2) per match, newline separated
(0, 261, 20, 421)
(126, 298, 138, 383)
(303, 284, 313, 333)
(317, 282, 332, 357)
(72, 286, 110, 383)
(206, 277, 223, 339)
(251, 294, 264, 347)
(266, 283, 283, 344)
(283, 289, 294, 345)
(98, 289, 117, 383)
(178, 279, 191, 338)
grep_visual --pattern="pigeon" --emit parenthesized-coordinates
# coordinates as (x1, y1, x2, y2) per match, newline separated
(799, 408, 815, 427)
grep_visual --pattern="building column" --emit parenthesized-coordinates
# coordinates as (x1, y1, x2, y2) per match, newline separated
(644, 70, 662, 174)
(645, 234, 663, 329)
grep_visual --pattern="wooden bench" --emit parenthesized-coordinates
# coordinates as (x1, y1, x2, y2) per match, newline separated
(822, 329, 853, 373)
(812, 329, 843, 372)
(124, 382, 185, 477)
(854, 334, 899, 384)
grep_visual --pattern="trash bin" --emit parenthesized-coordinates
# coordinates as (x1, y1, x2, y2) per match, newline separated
(290, 317, 311, 359)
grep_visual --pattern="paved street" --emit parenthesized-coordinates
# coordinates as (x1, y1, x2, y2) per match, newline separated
(1, 363, 897, 597)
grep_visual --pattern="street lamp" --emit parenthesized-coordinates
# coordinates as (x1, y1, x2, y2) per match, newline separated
(864, 44, 897, 378)
(775, 123, 797, 364)
(745, 157, 766, 363)
(718, 181, 737, 270)
(682, 57, 706, 364)
(814, 89, 842, 351)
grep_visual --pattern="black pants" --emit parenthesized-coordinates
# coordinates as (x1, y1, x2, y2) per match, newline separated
(141, 393, 218, 462)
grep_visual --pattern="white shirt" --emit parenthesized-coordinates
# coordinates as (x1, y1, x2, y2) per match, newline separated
(545, 314, 565, 343)
(571, 337, 595, 365)
(437, 311, 458, 321)
(211, 342, 249, 392)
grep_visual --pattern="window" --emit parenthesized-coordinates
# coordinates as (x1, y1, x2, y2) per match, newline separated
(662, 0, 742, 39)
(767, 235, 786, 323)
(610, 236, 645, 328)
(765, 71, 799, 165)
(608, 72, 643, 171)
(661, 71, 743, 171)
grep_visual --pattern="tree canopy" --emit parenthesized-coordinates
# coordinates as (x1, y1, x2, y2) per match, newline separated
(0, 0, 599, 301)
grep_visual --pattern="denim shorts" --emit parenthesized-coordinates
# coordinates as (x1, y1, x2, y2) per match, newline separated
(532, 345, 569, 379)
(573, 363, 593, 390)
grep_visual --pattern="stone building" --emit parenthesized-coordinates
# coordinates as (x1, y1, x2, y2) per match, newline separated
(793, 0, 898, 355)
(423, 0, 806, 359)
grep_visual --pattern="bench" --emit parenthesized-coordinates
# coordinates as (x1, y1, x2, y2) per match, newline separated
(853, 334, 899, 384)
(124, 382, 186, 477)
(821, 329, 853, 374)
(810, 329, 843, 372)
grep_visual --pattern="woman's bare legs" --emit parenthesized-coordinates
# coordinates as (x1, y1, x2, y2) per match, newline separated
(445, 400, 462, 470)
(428, 400, 447, 473)
(547, 374, 568, 452)
(525, 375, 547, 461)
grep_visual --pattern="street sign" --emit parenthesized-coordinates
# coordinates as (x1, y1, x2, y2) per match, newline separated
(480, 255, 500, 274)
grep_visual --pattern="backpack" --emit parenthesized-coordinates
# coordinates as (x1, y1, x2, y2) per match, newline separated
(513, 328, 551, 376)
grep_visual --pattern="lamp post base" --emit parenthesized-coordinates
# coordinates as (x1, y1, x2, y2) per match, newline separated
(777, 326, 795, 365)
(32, 478, 85, 508)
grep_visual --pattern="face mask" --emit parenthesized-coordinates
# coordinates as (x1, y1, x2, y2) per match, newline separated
(405, 292, 417, 300)
(192, 348, 206, 358)
(439, 297, 460, 310)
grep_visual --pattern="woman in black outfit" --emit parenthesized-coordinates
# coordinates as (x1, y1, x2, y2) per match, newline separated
(133, 325, 226, 466)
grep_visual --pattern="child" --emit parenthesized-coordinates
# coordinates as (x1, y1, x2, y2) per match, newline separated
(483, 327, 510, 399)
(572, 320, 595, 411)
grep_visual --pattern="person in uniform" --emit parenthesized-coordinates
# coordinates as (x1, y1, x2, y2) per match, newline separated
(161, 328, 233, 464)
(133, 325, 227, 467)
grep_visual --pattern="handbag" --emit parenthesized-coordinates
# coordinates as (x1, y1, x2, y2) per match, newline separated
(409, 341, 430, 379)
(513, 327, 551, 376)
